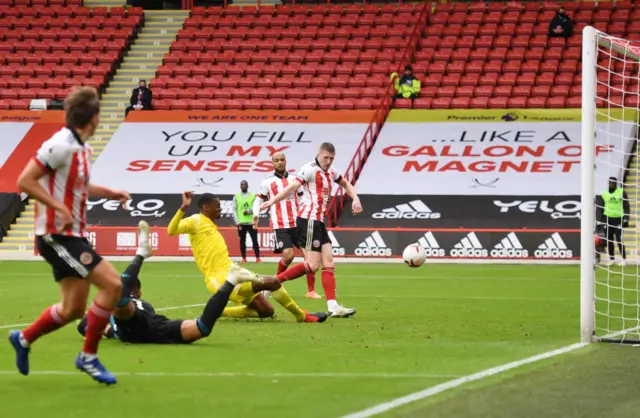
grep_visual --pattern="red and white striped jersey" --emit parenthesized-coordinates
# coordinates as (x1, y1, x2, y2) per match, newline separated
(33, 127, 92, 237)
(295, 159, 342, 223)
(257, 172, 303, 230)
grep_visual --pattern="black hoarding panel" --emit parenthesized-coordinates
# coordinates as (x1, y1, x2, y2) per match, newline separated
(338, 195, 581, 229)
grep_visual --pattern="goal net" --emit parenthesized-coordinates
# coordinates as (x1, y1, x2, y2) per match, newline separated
(582, 26, 640, 343)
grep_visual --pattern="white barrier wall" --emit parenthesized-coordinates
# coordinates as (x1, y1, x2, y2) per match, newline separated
(92, 111, 375, 194)
(356, 109, 638, 196)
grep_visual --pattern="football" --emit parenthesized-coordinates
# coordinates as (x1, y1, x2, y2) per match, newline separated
(403, 244, 427, 268)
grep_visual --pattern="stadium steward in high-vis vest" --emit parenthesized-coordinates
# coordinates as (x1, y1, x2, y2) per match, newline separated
(601, 176, 630, 265)
(390, 65, 421, 100)
(232, 180, 261, 263)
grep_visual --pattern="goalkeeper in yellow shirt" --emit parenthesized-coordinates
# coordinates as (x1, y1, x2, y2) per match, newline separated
(168, 191, 327, 323)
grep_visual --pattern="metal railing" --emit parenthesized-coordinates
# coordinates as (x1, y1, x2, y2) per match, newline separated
(324, 1, 430, 227)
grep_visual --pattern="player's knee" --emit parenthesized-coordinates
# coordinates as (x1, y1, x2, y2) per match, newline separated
(263, 276, 282, 291)
(108, 279, 123, 302)
(322, 260, 335, 270)
(258, 305, 275, 318)
(307, 260, 321, 273)
(282, 250, 294, 265)
(61, 305, 85, 321)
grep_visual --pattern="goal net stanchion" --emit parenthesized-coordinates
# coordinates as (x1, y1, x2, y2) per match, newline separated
(581, 26, 640, 344)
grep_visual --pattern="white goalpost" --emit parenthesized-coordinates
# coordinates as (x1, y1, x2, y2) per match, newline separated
(581, 26, 640, 343)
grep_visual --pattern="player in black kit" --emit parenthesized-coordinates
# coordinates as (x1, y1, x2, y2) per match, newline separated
(77, 221, 260, 344)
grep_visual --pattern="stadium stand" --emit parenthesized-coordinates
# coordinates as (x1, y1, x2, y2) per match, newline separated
(0, 2, 143, 109)
(150, 3, 426, 110)
(409, 0, 640, 109)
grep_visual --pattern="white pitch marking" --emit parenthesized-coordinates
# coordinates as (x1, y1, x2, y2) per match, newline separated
(340, 342, 589, 418)
(341, 324, 640, 418)
(0, 370, 462, 379)
(0, 323, 30, 330)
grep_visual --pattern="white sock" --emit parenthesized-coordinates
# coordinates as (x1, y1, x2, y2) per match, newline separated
(327, 299, 339, 312)
(80, 352, 97, 362)
(19, 333, 29, 348)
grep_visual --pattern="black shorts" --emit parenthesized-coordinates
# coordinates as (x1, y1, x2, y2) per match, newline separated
(117, 313, 187, 345)
(296, 217, 330, 253)
(36, 234, 102, 281)
(273, 227, 299, 254)
(604, 216, 623, 237)
(143, 317, 186, 344)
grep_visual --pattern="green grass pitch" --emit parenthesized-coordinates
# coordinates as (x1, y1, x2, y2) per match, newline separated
(0, 260, 636, 418)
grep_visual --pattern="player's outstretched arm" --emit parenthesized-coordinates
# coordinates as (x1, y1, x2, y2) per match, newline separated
(88, 182, 130, 202)
(261, 182, 299, 210)
(252, 195, 264, 228)
(338, 178, 363, 214)
(167, 191, 196, 236)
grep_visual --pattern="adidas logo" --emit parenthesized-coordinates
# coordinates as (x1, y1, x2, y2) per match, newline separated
(490, 232, 529, 258)
(416, 232, 445, 257)
(450, 232, 488, 257)
(534, 233, 573, 258)
(355, 231, 392, 257)
(327, 231, 345, 256)
(372, 200, 441, 220)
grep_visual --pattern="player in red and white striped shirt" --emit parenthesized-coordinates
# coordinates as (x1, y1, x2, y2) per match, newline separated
(8, 87, 130, 385)
(253, 152, 319, 299)
(261, 143, 363, 317)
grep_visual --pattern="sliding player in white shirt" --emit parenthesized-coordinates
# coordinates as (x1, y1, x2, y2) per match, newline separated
(261, 143, 363, 318)
(253, 152, 320, 299)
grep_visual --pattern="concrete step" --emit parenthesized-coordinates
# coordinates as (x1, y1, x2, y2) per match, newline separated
(90, 136, 112, 142)
(139, 29, 182, 36)
(103, 88, 136, 96)
(117, 69, 158, 75)
(102, 106, 127, 112)
(123, 55, 165, 61)
(94, 127, 118, 133)
(98, 115, 124, 122)
(145, 10, 191, 17)
(7, 230, 32, 238)
(133, 39, 175, 46)
(98, 114, 124, 120)
(11, 224, 32, 230)
(97, 121, 118, 127)
(3, 236, 35, 244)
(101, 98, 130, 104)
(144, 22, 185, 28)
(0, 245, 34, 251)
(121, 56, 164, 62)
(110, 79, 148, 86)
(133, 34, 178, 40)
(100, 103, 126, 109)
(120, 63, 161, 70)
